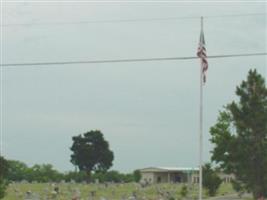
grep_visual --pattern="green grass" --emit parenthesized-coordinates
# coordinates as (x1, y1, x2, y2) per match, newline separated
(3, 182, 236, 200)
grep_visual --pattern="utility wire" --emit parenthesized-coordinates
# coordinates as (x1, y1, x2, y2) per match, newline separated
(2, 13, 266, 27)
(2, 52, 267, 67)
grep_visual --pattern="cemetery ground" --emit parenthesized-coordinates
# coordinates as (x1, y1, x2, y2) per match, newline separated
(3, 182, 252, 200)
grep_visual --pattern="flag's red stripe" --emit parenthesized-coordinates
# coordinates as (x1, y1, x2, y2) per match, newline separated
(197, 43, 208, 83)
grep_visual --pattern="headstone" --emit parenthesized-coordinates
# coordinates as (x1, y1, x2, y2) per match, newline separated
(72, 188, 81, 200)
(24, 191, 32, 200)
(21, 180, 28, 184)
(50, 190, 57, 199)
(90, 191, 96, 197)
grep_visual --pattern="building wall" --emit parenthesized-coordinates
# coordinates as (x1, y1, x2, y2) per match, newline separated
(154, 172, 169, 183)
(140, 169, 234, 185)
(140, 172, 155, 184)
(140, 172, 169, 184)
(140, 171, 199, 184)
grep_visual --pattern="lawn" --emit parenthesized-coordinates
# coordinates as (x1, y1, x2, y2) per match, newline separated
(3, 182, 237, 200)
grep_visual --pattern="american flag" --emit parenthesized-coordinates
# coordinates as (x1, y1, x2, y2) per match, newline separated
(197, 28, 208, 83)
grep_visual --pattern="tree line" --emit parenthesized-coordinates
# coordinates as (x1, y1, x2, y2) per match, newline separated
(1, 158, 141, 184)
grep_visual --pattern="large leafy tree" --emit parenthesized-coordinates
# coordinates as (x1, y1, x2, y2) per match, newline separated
(210, 69, 267, 199)
(70, 130, 114, 182)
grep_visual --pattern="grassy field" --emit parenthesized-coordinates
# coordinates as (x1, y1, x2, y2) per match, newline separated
(3, 182, 237, 200)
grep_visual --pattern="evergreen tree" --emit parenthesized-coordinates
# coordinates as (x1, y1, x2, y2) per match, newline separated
(210, 69, 267, 199)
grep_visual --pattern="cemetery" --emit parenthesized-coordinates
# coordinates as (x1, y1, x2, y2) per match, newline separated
(1, 3, 266, 199)
(4, 181, 234, 200)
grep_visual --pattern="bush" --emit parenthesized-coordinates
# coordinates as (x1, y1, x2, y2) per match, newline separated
(180, 185, 188, 198)
(203, 163, 222, 196)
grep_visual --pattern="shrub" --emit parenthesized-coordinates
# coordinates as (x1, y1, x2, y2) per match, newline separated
(203, 163, 222, 196)
(180, 185, 188, 198)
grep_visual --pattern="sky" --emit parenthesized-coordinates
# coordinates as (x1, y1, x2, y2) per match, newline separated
(2, 1, 267, 173)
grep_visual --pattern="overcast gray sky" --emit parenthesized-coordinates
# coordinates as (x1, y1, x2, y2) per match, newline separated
(2, 1, 267, 172)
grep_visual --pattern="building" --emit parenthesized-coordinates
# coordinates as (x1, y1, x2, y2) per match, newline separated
(139, 167, 199, 184)
(139, 167, 235, 185)
(217, 172, 235, 184)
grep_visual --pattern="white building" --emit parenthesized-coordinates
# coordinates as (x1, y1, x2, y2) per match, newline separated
(139, 167, 199, 184)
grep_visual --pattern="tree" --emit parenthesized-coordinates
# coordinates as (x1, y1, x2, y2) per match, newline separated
(232, 179, 247, 197)
(104, 170, 122, 183)
(0, 179, 7, 200)
(122, 173, 134, 183)
(0, 156, 9, 199)
(210, 69, 267, 199)
(70, 130, 114, 182)
(0, 156, 8, 178)
(64, 171, 87, 183)
(133, 170, 141, 182)
(30, 164, 63, 182)
(7, 160, 29, 181)
(202, 163, 222, 197)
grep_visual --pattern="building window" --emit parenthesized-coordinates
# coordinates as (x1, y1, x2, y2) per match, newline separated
(174, 175, 181, 183)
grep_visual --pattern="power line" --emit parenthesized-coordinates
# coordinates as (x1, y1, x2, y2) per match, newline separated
(2, 13, 266, 27)
(2, 52, 266, 67)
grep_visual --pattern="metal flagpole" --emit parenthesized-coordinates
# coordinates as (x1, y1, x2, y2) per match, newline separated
(199, 16, 204, 200)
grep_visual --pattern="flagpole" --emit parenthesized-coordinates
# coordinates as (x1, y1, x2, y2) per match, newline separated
(199, 16, 204, 200)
